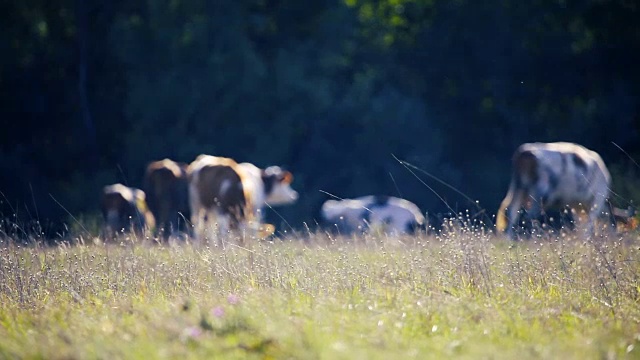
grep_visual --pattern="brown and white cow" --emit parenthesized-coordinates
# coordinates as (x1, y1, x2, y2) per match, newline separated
(321, 195, 426, 235)
(101, 183, 155, 237)
(143, 158, 190, 239)
(496, 142, 613, 238)
(187, 155, 298, 244)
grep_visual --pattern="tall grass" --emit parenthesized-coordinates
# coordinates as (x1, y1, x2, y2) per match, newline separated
(0, 222, 639, 359)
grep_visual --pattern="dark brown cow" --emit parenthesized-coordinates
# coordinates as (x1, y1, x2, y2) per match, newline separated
(101, 183, 155, 237)
(143, 158, 190, 239)
(187, 155, 298, 243)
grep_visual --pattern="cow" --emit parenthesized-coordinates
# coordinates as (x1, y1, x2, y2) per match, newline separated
(320, 195, 426, 235)
(187, 155, 298, 244)
(495, 142, 614, 239)
(143, 158, 190, 239)
(101, 183, 155, 238)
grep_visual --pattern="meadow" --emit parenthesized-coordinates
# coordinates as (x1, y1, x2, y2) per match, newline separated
(1, 221, 639, 359)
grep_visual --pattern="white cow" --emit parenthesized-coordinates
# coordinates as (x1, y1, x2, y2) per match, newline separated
(321, 195, 425, 235)
(496, 142, 613, 238)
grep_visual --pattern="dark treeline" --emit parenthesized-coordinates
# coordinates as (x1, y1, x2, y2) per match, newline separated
(1, 0, 639, 237)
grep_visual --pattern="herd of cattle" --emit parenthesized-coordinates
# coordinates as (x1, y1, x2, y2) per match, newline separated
(101, 142, 637, 243)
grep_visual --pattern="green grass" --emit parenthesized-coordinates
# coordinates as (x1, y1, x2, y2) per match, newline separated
(1, 226, 640, 359)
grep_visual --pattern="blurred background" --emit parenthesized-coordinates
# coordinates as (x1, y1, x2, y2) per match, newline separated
(1, 0, 639, 237)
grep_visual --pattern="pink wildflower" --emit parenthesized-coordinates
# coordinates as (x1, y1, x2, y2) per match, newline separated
(227, 294, 240, 305)
(211, 306, 225, 318)
(181, 326, 202, 342)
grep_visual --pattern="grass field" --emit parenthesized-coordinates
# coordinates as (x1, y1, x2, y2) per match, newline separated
(1, 224, 639, 359)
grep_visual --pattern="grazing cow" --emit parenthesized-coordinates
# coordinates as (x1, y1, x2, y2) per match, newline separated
(187, 155, 298, 243)
(321, 195, 425, 235)
(496, 142, 613, 238)
(101, 183, 155, 237)
(143, 158, 190, 239)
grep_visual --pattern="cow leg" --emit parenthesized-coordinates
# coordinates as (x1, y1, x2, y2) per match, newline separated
(497, 181, 520, 239)
(175, 210, 188, 239)
(585, 181, 613, 238)
(504, 198, 522, 239)
(606, 200, 619, 234)
(192, 207, 206, 243)
(223, 206, 254, 245)
(193, 208, 211, 245)
(169, 190, 188, 239)
(240, 208, 262, 241)
(212, 212, 230, 249)
(171, 209, 185, 239)
(160, 202, 173, 240)
(583, 202, 602, 238)
(501, 187, 527, 240)
(524, 190, 545, 236)
(188, 183, 203, 242)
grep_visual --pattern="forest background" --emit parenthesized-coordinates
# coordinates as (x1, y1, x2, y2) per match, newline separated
(2, 0, 639, 236)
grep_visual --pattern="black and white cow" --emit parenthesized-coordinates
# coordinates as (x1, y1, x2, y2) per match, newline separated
(187, 155, 298, 242)
(321, 195, 425, 235)
(496, 142, 613, 238)
(101, 183, 155, 237)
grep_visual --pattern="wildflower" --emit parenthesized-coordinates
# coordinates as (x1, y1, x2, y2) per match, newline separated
(227, 294, 240, 305)
(180, 326, 203, 342)
(211, 306, 225, 318)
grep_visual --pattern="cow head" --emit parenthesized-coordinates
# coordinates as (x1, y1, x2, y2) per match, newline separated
(261, 166, 298, 205)
(320, 198, 370, 234)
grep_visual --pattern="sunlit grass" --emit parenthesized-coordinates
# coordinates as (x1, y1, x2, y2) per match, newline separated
(0, 223, 639, 359)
